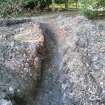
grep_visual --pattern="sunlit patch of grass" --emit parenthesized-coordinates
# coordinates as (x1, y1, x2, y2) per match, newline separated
(49, 2, 79, 9)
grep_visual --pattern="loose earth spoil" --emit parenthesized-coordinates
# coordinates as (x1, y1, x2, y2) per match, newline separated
(0, 15, 105, 105)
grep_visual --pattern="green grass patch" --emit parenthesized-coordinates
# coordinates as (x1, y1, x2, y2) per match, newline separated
(49, 2, 78, 9)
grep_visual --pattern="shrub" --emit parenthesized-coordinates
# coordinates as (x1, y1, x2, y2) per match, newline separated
(22, 0, 51, 10)
(0, 0, 52, 17)
(55, 0, 64, 4)
(0, 0, 22, 17)
(79, 0, 105, 18)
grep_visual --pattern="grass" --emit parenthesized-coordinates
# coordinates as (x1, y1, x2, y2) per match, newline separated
(49, 2, 78, 10)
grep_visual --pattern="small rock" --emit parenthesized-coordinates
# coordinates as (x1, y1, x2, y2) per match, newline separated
(0, 99, 12, 105)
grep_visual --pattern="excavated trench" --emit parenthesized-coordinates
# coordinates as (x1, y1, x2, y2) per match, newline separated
(1, 16, 105, 105)
(34, 23, 63, 105)
(0, 19, 63, 105)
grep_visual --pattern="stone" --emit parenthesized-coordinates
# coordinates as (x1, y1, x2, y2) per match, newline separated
(0, 99, 12, 105)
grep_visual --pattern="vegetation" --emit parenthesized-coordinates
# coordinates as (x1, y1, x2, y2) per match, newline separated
(0, 0, 79, 17)
(0, 0, 52, 17)
(50, 2, 78, 9)
(79, 0, 105, 18)
(0, 0, 105, 18)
